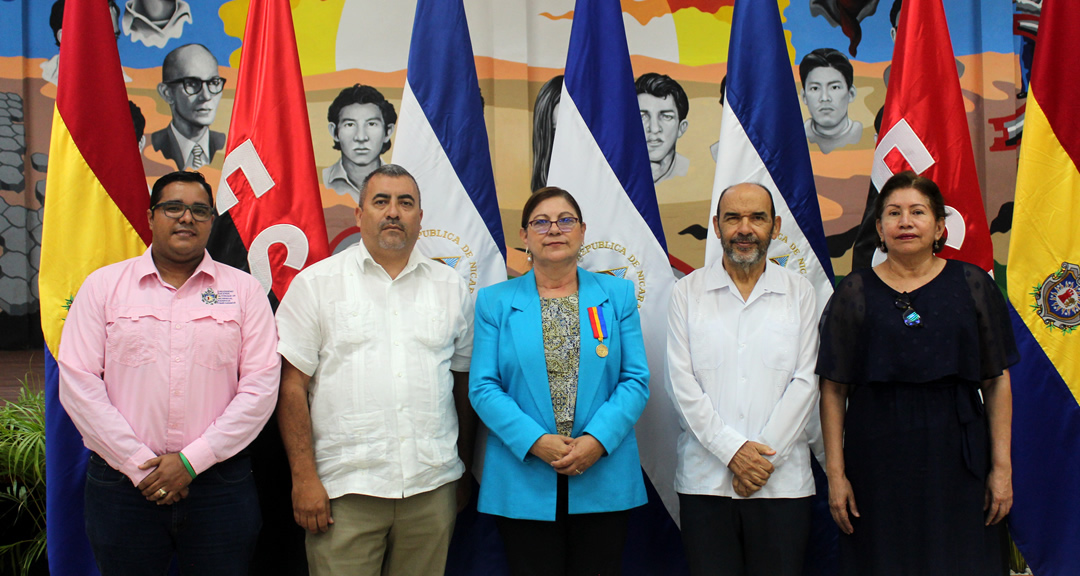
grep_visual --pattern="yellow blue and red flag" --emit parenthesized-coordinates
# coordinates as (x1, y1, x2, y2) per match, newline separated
(39, 0, 150, 573)
(1007, 1, 1080, 574)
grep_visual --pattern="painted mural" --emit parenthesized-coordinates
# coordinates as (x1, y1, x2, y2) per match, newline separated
(0, 0, 1031, 347)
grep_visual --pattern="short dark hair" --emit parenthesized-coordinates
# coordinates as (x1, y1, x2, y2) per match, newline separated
(129, 100, 146, 144)
(715, 182, 776, 220)
(873, 171, 947, 253)
(521, 187, 584, 230)
(327, 85, 397, 154)
(151, 171, 214, 209)
(358, 163, 420, 207)
(635, 73, 689, 122)
(50, 0, 120, 47)
(799, 48, 854, 91)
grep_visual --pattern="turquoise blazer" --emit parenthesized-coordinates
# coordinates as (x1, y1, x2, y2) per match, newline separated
(469, 269, 649, 521)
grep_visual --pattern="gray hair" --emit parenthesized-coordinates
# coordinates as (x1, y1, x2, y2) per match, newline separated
(358, 164, 421, 207)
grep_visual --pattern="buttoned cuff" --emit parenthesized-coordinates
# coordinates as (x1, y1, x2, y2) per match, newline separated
(121, 445, 160, 487)
(181, 437, 217, 476)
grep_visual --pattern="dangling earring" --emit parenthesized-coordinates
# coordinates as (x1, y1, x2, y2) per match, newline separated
(525, 248, 532, 263)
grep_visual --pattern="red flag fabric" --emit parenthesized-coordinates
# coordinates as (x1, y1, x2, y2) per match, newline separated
(214, 0, 329, 297)
(853, 0, 993, 272)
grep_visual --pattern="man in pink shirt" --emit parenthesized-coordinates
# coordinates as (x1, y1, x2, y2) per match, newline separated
(58, 171, 281, 575)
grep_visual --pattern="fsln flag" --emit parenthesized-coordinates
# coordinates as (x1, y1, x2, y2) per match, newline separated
(1007, 0, 1080, 573)
(546, 0, 684, 571)
(850, 0, 992, 272)
(392, 0, 507, 293)
(207, 0, 329, 301)
(40, 0, 150, 572)
(704, 0, 835, 315)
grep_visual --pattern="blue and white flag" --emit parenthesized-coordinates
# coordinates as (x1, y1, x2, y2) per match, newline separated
(546, 0, 683, 554)
(705, 1, 835, 315)
(393, 0, 506, 293)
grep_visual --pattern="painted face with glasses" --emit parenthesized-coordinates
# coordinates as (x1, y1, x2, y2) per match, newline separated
(158, 45, 224, 133)
(520, 196, 586, 268)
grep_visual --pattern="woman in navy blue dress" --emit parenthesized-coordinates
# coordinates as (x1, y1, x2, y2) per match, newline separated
(817, 172, 1017, 576)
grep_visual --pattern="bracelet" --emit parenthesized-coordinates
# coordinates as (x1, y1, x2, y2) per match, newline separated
(178, 452, 197, 480)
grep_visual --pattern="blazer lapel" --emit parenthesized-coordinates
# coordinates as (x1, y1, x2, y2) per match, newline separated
(573, 269, 611, 435)
(508, 272, 557, 431)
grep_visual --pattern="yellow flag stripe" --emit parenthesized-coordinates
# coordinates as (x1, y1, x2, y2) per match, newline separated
(40, 107, 148, 355)
(1007, 89, 1080, 401)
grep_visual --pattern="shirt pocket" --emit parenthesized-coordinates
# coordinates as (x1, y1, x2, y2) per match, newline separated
(415, 409, 459, 468)
(105, 307, 165, 367)
(689, 323, 724, 376)
(189, 307, 242, 371)
(414, 304, 450, 349)
(761, 322, 799, 383)
(316, 412, 390, 476)
(333, 301, 376, 345)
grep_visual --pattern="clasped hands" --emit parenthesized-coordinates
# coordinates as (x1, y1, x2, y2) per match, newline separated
(136, 453, 193, 506)
(529, 433, 604, 476)
(728, 441, 775, 498)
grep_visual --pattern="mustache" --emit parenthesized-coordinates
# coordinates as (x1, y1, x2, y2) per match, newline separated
(731, 234, 760, 244)
(379, 219, 405, 231)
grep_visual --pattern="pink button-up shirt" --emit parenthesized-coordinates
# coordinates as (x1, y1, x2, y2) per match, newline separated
(59, 249, 280, 486)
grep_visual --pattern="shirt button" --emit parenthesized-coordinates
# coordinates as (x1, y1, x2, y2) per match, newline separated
(175, 324, 182, 330)
(175, 357, 182, 362)
(393, 310, 399, 316)
(396, 372, 403, 378)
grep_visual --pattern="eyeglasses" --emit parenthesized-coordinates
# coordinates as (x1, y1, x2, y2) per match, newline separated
(164, 76, 227, 96)
(152, 201, 215, 222)
(528, 217, 580, 234)
(894, 294, 923, 328)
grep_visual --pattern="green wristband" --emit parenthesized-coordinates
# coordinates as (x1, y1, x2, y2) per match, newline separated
(178, 452, 197, 480)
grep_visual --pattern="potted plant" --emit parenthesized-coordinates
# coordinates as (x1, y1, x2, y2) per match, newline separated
(0, 378, 47, 576)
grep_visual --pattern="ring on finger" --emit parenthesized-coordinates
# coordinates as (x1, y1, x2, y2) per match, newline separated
(156, 488, 168, 498)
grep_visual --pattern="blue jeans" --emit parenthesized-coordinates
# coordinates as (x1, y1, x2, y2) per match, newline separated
(84, 452, 261, 576)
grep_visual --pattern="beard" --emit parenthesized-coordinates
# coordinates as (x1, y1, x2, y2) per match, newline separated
(721, 232, 768, 269)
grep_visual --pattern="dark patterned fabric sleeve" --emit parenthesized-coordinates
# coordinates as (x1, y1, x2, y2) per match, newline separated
(816, 271, 868, 385)
(960, 262, 1020, 379)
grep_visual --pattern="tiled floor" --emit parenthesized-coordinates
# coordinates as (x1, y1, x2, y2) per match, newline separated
(0, 349, 46, 404)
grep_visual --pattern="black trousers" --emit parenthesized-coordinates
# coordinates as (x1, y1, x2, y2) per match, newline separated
(679, 493, 812, 576)
(496, 474, 630, 576)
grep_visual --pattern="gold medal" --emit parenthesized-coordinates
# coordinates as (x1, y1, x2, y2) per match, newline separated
(596, 343, 609, 358)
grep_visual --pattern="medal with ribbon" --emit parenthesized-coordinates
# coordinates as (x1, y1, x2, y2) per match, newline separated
(587, 305, 609, 358)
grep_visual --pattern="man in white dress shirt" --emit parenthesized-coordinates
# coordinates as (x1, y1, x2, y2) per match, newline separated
(667, 182, 820, 576)
(275, 164, 475, 576)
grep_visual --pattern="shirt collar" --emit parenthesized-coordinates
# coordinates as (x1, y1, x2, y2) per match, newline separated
(705, 258, 788, 296)
(169, 123, 211, 169)
(136, 246, 218, 285)
(352, 239, 430, 279)
(324, 159, 360, 192)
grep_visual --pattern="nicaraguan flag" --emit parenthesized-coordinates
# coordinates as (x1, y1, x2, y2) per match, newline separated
(393, 0, 507, 293)
(704, 0, 834, 313)
(546, 0, 685, 571)
(1007, 0, 1080, 573)
(704, 2, 837, 573)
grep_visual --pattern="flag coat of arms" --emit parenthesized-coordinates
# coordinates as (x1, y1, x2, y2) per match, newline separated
(392, 0, 506, 293)
(1007, 0, 1080, 573)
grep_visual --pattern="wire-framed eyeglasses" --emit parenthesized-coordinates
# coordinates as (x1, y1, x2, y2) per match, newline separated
(527, 217, 580, 234)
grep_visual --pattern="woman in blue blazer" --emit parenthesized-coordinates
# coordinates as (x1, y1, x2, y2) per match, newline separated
(470, 187, 649, 576)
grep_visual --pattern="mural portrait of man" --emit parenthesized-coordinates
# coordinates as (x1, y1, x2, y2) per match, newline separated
(636, 72, 689, 184)
(152, 43, 227, 170)
(322, 84, 397, 206)
(800, 47, 862, 154)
